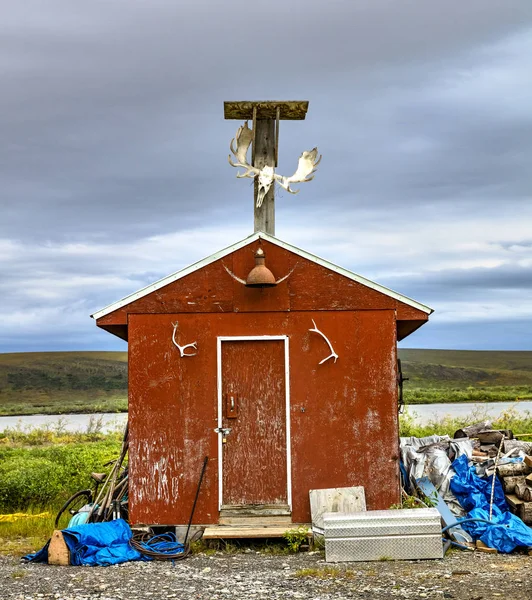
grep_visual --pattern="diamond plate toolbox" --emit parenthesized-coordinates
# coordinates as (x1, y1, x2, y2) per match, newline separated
(324, 508, 443, 562)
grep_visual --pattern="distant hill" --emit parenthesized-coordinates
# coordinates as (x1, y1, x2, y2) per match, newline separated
(399, 349, 532, 387)
(398, 349, 532, 403)
(0, 349, 531, 415)
(0, 352, 127, 415)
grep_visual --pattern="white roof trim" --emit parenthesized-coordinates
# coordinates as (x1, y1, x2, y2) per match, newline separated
(91, 231, 433, 320)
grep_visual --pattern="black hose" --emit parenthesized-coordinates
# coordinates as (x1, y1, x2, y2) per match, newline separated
(130, 529, 203, 561)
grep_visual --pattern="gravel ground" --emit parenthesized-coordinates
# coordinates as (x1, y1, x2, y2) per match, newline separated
(1, 550, 530, 600)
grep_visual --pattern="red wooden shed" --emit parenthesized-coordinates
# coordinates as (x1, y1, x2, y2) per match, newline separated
(92, 231, 432, 531)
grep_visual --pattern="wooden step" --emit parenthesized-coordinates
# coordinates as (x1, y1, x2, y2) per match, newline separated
(203, 523, 310, 540)
(219, 515, 292, 526)
(220, 503, 291, 517)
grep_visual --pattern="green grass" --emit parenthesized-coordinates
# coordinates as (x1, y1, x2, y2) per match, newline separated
(398, 349, 532, 404)
(0, 424, 124, 555)
(399, 405, 532, 438)
(0, 508, 56, 555)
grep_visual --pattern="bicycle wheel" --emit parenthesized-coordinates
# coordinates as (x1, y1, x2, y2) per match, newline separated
(54, 489, 93, 530)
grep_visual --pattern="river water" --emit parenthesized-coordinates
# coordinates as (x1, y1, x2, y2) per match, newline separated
(0, 401, 531, 432)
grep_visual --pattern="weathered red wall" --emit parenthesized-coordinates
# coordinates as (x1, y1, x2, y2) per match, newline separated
(98, 240, 428, 328)
(128, 309, 399, 526)
(97, 239, 419, 525)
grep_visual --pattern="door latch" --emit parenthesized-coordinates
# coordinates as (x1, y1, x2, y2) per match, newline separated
(214, 427, 232, 444)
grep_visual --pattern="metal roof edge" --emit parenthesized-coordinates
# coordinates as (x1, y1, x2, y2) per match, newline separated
(257, 232, 434, 316)
(91, 231, 433, 320)
(91, 232, 262, 320)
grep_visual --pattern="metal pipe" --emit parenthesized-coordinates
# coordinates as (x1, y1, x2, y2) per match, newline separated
(184, 456, 209, 545)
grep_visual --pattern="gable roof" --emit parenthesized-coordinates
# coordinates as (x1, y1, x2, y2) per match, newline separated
(91, 231, 433, 320)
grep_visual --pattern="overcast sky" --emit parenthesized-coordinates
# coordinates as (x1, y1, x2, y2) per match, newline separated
(1, 0, 531, 353)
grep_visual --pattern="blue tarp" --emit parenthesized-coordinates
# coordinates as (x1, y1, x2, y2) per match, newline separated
(450, 454, 532, 553)
(23, 519, 149, 566)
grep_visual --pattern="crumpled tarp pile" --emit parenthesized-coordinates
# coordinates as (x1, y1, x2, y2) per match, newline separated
(23, 519, 149, 567)
(400, 434, 468, 516)
(450, 454, 532, 553)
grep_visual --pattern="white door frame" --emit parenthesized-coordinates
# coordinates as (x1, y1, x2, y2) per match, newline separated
(216, 335, 291, 511)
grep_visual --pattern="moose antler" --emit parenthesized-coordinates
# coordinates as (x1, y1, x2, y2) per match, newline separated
(228, 121, 259, 179)
(274, 148, 322, 194)
(228, 122, 321, 207)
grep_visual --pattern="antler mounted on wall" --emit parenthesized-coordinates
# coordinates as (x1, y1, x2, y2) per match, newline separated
(309, 319, 338, 365)
(222, 260, 297, 288)
(171, 322, 197, 357)
(228, 121, 321, 208)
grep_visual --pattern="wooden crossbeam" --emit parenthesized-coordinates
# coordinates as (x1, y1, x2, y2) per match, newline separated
(224, 100, 308, 120)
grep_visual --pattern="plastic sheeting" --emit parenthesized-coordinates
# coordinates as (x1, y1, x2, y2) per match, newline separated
(450, 454, 532, 553)
(400, 435, 464, 516)
(23, 519, 149, 567)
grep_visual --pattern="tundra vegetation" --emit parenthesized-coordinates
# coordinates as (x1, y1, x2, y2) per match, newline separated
(1, 350, 531, 554)
(1, 408, 531, 555)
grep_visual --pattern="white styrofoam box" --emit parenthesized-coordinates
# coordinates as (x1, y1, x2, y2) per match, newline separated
(324, 508, 443, 562)
(309, 487, 366, 534)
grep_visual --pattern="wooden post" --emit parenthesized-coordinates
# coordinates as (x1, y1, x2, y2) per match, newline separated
(253, 118, 276, 235)
(224, 101, 310, 236)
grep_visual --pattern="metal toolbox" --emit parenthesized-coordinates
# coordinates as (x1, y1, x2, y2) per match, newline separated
(324, 508, 443, 562)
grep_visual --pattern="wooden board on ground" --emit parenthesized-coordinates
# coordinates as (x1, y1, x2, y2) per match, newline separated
(202, 524, 311, 540)
(525, 456, 532, 469)
(476, 540, 497, 554)
(48, 530, 69, 566)
(309, 487, 366, 533)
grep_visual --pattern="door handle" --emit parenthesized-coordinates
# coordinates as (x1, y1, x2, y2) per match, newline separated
(225, 393, 238, 419)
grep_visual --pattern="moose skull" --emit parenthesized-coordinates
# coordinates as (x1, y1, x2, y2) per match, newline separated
(256, 166, 275, 208)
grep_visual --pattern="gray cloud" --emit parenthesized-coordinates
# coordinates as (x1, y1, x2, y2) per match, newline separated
(1, 0, 532, 351)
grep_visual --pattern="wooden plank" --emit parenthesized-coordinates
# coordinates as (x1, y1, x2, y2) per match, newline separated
(48, 530, 70, 566)
(309, 487, 366, 531)
(524, 456, 532, 468)
(219, 516, 292, 526)
(224, 101, 308, 120)
(203, 524, 311, 540)
(505, 494, 524, 509)
(525, 472, 532, 487)
(476, 540, 497, 554)
(220, 504, 291, 517)
(253, 118, 276, 235)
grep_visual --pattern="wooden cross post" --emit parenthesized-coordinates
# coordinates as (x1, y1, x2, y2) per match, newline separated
(224, 101, 309, 236)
